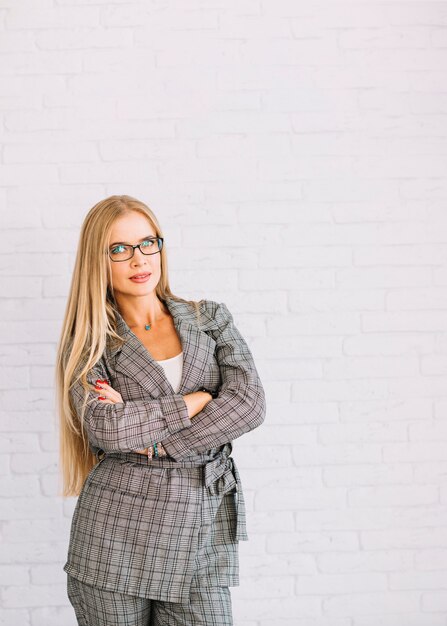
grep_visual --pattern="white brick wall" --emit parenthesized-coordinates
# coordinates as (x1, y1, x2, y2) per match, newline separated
(1, 1, 447, 624)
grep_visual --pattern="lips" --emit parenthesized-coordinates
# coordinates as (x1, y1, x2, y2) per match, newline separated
(130, 273, 151, 283)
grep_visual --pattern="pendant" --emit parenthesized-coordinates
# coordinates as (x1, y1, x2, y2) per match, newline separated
(145, 324, 151, 330)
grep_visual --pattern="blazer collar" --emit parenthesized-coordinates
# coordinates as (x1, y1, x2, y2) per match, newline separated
(104, 297, 219, 397)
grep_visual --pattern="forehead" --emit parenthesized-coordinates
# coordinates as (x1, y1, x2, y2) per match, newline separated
(109, 212, 156, 243)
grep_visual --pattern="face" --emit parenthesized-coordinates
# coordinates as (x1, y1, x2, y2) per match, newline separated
(107, 211, 161, 300)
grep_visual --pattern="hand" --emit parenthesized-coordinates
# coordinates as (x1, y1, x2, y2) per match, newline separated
(93, 380, 167, 457)
(183, 390, 213, 419)
(94, 379, 123, 404)
(135, 442, 168, 457)
(146, 442, 168, 458)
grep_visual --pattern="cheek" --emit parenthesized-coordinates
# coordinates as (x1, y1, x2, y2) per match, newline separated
(110, 264, 128, 287)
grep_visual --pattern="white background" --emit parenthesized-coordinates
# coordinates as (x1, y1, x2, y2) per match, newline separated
(1, 1, 447, 625)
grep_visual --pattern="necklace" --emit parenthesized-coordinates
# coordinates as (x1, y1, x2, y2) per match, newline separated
(144, 312, 164, 330)
(127, 305, 168, 332)
(136, 315, 164, 331)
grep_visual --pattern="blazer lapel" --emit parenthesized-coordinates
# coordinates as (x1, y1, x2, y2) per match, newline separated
(105, 297, 219, 398)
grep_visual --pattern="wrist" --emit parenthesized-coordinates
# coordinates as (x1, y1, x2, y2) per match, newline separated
(198, 386, 218, 399)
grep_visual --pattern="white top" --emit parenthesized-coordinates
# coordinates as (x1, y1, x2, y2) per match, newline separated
(155, 351, 183, 393)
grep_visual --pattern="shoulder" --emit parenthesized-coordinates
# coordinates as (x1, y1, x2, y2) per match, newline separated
(199, 299, 232, 320)
(198, 300, 235, 332)
(168, 297, 223, 319)
(165, 296, 234, 330)
(199, 299, 219, 315)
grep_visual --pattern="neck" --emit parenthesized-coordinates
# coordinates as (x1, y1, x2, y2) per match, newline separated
(115, 293, 168, 329)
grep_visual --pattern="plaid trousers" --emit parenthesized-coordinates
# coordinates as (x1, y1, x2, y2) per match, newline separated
(67, 573, 233, 626)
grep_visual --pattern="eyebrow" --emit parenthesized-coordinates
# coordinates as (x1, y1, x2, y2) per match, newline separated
(109, 235, 156, 247)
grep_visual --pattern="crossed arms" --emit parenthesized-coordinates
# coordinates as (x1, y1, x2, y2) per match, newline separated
(69, 302, 266, 461)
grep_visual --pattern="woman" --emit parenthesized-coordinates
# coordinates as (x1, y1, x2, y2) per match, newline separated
(56, 195, 266, 626)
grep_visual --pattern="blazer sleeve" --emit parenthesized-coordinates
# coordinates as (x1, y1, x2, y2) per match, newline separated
(69, 359, 192, 453)
(160, 301, 266, 460)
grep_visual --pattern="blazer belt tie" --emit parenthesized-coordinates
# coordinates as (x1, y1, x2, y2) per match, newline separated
(96, 445, 249, 542)
(202, 448, 249, 542)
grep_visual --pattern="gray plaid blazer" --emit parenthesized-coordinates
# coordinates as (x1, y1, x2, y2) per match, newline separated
(63, 297, 266, 603)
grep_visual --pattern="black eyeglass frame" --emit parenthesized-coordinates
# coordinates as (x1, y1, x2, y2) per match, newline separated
(107, 237, 164, 262)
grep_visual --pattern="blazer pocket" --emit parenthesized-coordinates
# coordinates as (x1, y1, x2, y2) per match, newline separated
(88, 459, 167, 499)
(87, 458, 201, 502)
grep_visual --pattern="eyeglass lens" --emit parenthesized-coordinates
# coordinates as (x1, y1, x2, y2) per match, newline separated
(109, 238, 163, 261)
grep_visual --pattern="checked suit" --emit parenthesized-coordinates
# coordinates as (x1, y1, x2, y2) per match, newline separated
(63, 297, 266, 609)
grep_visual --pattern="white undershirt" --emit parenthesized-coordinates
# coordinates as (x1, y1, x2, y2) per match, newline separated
(155, 351, 183, 393)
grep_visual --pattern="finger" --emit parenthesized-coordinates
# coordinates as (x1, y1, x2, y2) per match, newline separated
(96, 391, 121, 404)
(94, 386, 111, 399)
(95, 379, 110, 389)
(94, 381, 122, 404)
(100, 388, 122, 403)
(94, 382, 116, 398)
(97, 397, 114, 404)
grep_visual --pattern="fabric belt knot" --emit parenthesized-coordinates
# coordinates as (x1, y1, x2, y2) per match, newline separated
(203, 449, 249, 542)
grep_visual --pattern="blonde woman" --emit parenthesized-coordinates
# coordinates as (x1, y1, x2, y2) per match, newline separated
(56, 195, 266, 626)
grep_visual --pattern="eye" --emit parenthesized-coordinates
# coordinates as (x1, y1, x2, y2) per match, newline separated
(140, 239, 155, 248)
(110, 245, 126, 254)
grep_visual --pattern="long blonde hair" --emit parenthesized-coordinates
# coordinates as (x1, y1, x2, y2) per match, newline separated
(56, 195, 202, 497)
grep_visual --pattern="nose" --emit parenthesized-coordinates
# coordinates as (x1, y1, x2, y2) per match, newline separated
(131, 246, 149, 265)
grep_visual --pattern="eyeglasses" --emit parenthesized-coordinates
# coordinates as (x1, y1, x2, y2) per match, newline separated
(108, 237, 164, 262)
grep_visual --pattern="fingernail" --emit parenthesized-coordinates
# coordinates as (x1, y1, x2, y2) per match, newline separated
(95, 385, 102, 390)
(98, 396, 105, 400)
